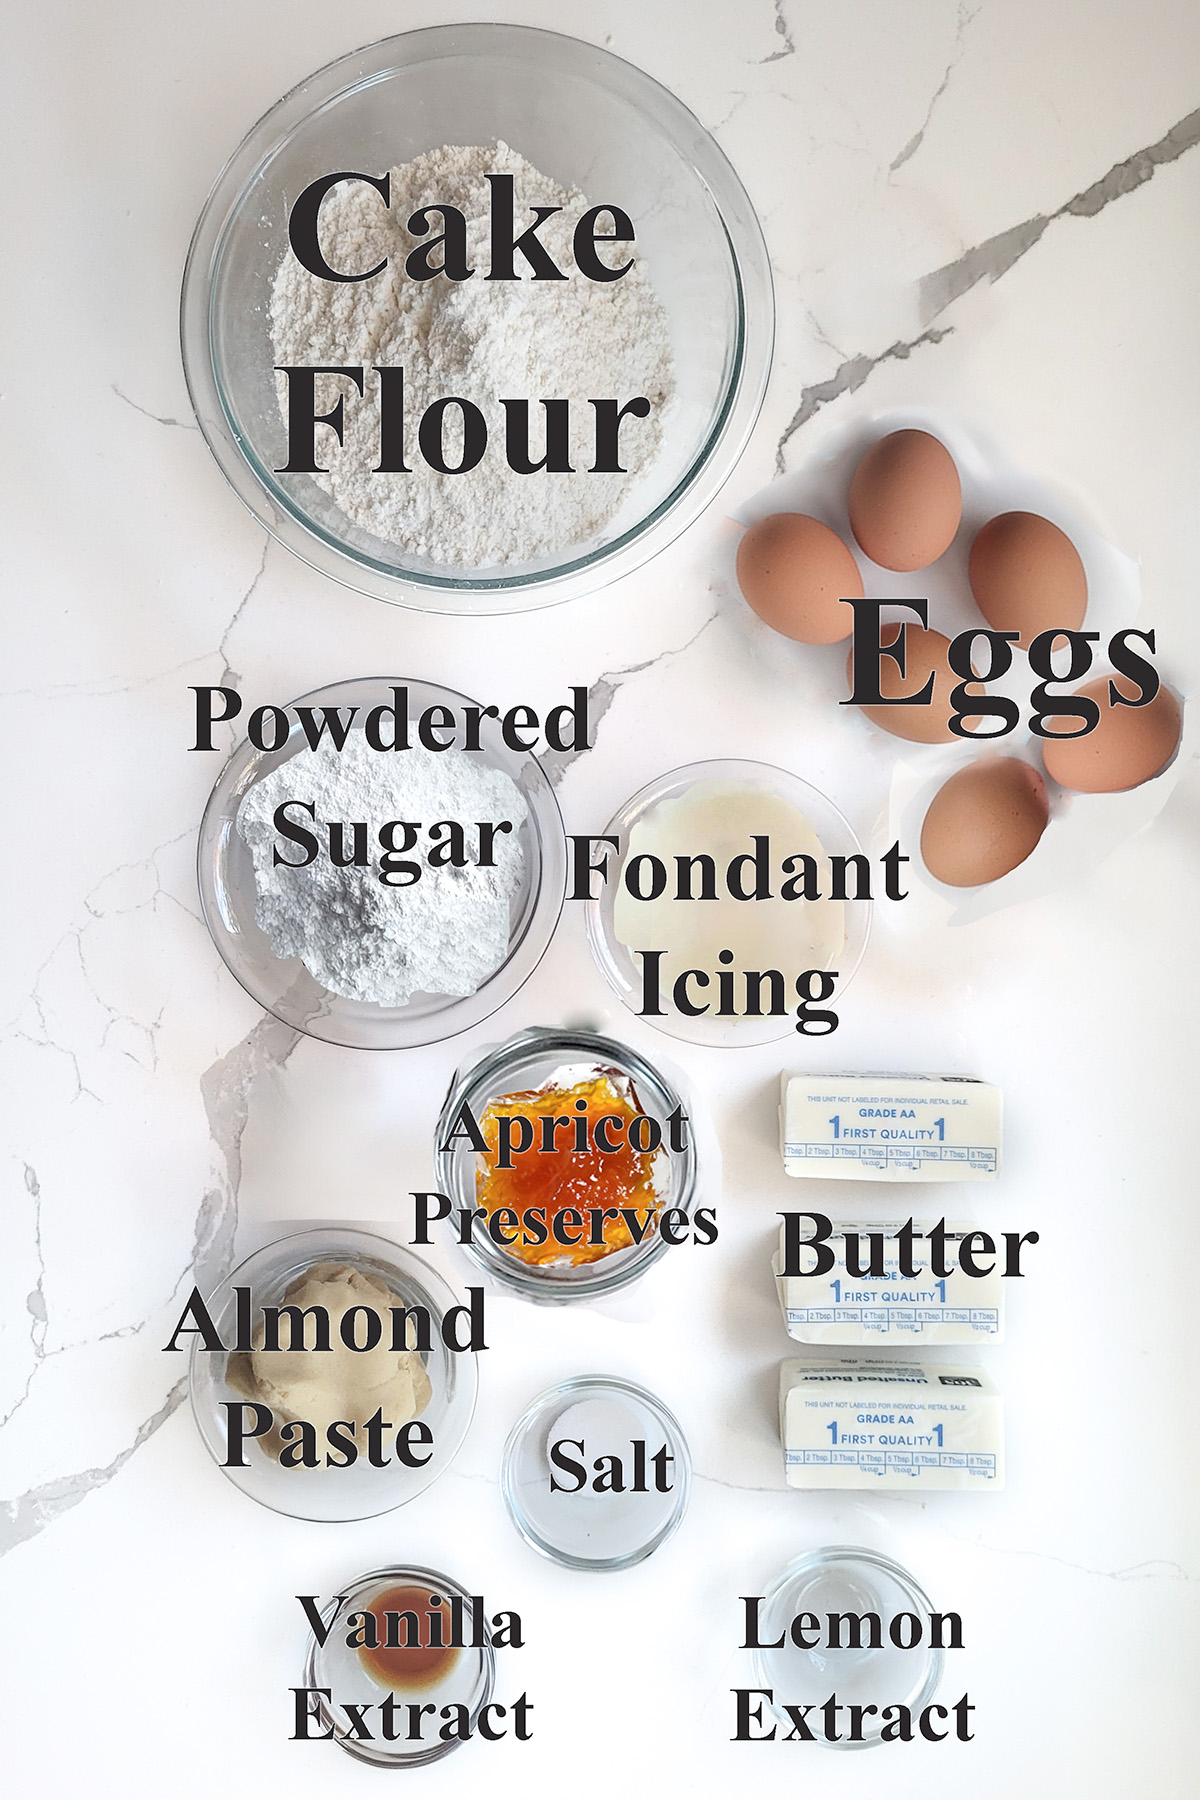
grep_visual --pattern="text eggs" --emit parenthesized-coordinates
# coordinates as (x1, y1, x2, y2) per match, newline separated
(736, 512, 862, 644)
(921, 758, 1049, 888)
(846, 622, 982, 744)
(848, 429, 962, 572)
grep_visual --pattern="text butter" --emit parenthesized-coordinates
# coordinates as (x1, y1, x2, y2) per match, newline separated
(779, 1074, 1002, 1181)
(772, 1220, 1006, 1345)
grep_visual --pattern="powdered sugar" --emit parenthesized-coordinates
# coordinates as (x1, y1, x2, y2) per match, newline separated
(270, 141, 674, 567)
(237, 736, 528, 1006)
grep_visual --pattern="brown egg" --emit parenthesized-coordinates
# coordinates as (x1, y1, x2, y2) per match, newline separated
(848, 430, 962, 572)
(921, 758, 1049, 888)
(736, 512, 862, 645)
(968, 512, 1087, 647)
(1041, 678, 1181, 792)
(845, 622, 988, 744)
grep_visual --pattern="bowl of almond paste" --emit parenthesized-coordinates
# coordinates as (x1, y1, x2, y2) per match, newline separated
(187, 1228, 478, 1521)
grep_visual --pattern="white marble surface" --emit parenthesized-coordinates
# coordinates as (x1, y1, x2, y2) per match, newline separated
(3, 0, 1199, 1793)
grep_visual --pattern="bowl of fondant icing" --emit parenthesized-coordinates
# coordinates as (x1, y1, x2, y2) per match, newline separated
(585, 758, 872, 1047)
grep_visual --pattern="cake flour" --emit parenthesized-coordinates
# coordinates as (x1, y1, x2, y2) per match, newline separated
(237, 736, 528, 1006)
(270, 140, 674, 567)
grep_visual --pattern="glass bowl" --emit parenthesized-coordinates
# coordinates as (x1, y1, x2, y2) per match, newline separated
(434, 1027, 698, 1304)
(501, 1375, 691, 1570)
(196, 676, 566, 1049)
(188, 1228, 478, 1521)
(302, 1563, 495, 1767)
(180, 23, 773, 614)
(585, 758, 872, 1047)
(750, 1547, 945, 1750)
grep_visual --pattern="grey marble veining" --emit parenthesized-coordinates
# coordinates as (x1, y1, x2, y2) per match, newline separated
(3, 4, 1198, 1788)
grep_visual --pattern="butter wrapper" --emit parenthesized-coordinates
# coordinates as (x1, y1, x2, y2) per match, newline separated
(780, 1073, 1002, 1181)
(780, 1356, 1004, 1491)
(772, 1220, 1005, 1345)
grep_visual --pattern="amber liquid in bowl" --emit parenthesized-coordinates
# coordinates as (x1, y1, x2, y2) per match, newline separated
(357, 1586, 462, 1692)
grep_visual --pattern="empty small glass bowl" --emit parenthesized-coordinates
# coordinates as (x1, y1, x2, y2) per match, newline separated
(188, 1228, 478, 1521)
(750, 1546, 945, 1750)
(197, 676, 566, 1049)
(434, 1027, 698, 1304)
(585, 758, 872, 1047)
(501, 1375, 691, 1570)
(302, 1563, 495, 1767)
(180, 24, 773, 613)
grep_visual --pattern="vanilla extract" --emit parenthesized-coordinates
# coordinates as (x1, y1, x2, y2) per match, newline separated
(356, 1587, 460, 1692)
(298, 1577, 527, 1761)
(346, 1588, 523, 1696)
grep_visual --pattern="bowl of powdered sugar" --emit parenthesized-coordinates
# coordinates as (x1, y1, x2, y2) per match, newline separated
(180, 24, 773, 612)
(197, 678, 567, 1048)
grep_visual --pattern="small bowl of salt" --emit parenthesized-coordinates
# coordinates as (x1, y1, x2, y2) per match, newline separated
(501, 1374, 692, 1571)
(197, 676, 567, 1049)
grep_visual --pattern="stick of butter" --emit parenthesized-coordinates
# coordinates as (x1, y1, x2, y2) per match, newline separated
(772, 1221, 1005, 1345)
(780, 1073, 1002, 1181)
(780, 1357, 1004, 1491)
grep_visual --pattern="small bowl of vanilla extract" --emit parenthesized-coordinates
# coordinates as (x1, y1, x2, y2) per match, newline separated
(302, 1564, 496, 1768)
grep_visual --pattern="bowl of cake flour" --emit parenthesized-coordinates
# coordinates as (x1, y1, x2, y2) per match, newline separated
(197, 678, 567, 1048)
(181, 25, 773, 613)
